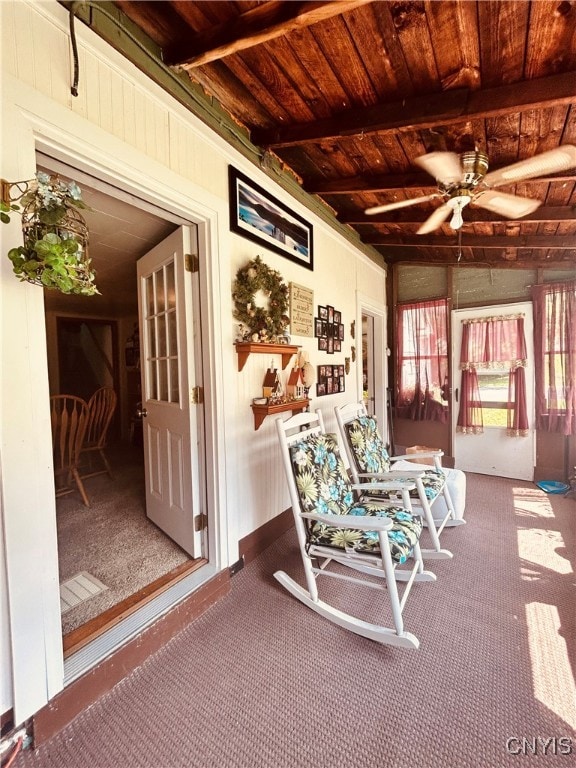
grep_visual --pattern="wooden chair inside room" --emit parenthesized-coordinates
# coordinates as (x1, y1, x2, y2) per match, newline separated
(334, 402, 466, 561)
(79, 386, 117, 480)
(50, 395, 90, 508)
(274, 411, 437, 649)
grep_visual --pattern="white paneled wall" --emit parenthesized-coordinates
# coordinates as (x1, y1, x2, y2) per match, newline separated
(2, 2, 384, 568)
(1, 0, 387, 720)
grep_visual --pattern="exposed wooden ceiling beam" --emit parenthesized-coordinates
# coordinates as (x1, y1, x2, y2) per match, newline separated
(364, 235, 576, 249)
(341, 206, 576, 225)
(252, 71, 576, 148)
(380, 252, 575, 268)
(164, 0, 373, 69)
(310, 169, 576, 195)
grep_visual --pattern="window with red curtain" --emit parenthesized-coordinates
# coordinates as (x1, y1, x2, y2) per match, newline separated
(456, 314, 529, 437)
(395, 298, 449, 423)
(532, 280, 576, 435)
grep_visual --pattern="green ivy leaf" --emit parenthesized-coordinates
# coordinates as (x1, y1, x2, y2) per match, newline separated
(61, 238, 80, 255)
(38, 206, 66, 225)
(8, 247, 25, 265)
(40, 270, 54, 287)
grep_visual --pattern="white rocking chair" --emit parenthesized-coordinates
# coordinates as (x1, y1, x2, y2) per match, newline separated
(275, 411, 436, 649)
(334, 402, 466, 561)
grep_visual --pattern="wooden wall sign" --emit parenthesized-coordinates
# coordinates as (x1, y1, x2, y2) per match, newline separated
(289, 283, 314, 337)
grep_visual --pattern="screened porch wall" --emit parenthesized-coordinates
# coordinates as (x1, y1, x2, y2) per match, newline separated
(391, 264, 576, 480)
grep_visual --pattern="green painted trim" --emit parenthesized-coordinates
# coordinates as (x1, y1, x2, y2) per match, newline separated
(59, 1, 385, 270)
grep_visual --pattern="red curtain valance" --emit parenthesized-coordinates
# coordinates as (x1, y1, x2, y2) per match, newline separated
(460, 314, 527, 371)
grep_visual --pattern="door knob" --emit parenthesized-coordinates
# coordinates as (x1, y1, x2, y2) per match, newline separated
(136, 407, 148, 418)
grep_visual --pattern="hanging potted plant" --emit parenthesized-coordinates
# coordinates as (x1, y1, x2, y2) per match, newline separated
(0, 171, 99, 296)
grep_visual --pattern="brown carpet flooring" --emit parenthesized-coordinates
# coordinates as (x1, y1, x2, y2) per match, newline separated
(16, 474, 575, 768)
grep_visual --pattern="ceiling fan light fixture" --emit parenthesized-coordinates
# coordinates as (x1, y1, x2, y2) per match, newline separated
(459, 150, 489, 186)
(447, 194, 471, 230)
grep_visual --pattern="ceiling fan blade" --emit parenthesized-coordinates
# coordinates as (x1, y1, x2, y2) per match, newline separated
(483, 144, 576, 188)
(473, 190, 542, 218)
(365, 193, 441, 215)
(417, 204, 452, 234)
(414, 152, 462, 185)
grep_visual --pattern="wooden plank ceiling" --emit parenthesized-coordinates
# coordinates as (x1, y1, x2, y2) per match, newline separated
(113, 0, 576, 267)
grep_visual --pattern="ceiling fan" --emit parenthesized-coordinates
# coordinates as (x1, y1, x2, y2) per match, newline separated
(365, 144, 576, 234)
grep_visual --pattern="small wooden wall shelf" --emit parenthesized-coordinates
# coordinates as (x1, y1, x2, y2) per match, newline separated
(235, 342, 300, 372)
(251, 399, 310, 430)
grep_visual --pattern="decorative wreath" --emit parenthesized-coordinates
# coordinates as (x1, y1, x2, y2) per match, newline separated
(232, 255, 289, 341)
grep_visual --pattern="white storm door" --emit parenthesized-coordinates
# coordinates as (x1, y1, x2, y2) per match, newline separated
(452, 302, 535, 481)
(137, 227, 202, 557)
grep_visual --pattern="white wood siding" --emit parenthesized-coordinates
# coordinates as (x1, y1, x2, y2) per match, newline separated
(0, 0, 387, 721)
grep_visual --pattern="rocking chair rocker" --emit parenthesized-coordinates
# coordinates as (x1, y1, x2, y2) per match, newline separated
(275, 411, 436, 649)
(335, 402, 466, 561)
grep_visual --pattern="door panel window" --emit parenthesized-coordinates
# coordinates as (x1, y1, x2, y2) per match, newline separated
(144, 266, 180, 404)
(476, 371, 509, 428)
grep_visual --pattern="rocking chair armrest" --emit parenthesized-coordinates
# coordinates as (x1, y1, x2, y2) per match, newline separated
(357, 470, 425, 480)
(352, 480, 416, 492)
(299, 511, 393, 532)
(390, 450, 444, 461)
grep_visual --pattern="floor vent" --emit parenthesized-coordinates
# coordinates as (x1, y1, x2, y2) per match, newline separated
(60, 572, 108, 614)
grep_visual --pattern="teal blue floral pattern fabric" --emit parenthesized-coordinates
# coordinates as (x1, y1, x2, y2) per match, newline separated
(289, 432, 422, 564)
(344, 416, 445, 501)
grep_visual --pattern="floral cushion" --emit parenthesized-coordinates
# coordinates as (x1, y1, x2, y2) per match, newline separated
(345, 416, 445, 501)
(345, 416, 391, 473)
(289, 432, 422, 564)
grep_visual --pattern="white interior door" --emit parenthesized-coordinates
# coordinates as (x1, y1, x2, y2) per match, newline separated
(137, 227, 203, 557)
(452, 302, 535, 481)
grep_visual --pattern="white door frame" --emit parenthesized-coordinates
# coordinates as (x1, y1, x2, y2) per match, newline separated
(2, 105, 229, 722)
(356, 292, 388, 437)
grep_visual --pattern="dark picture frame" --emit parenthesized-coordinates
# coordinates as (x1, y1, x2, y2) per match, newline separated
(313, 303, 344, 354)
(229, 166, 314, 270)
(316, 364, 345, 396)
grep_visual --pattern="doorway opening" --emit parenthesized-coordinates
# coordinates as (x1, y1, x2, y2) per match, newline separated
(358, 296, 388, 439)
(41, 156, 207, 656)
(362, 313, 375, 416)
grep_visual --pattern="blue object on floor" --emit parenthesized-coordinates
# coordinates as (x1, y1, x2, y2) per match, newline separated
(536, 480, 570, 494)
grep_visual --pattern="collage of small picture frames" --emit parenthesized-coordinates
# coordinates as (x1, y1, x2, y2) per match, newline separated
(314, 305, 345, 396)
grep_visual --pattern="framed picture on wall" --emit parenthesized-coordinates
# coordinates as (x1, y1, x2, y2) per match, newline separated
(316, 363, 345, 396)
(229, 166, 314, 270)
(314, 304, 344, 352)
